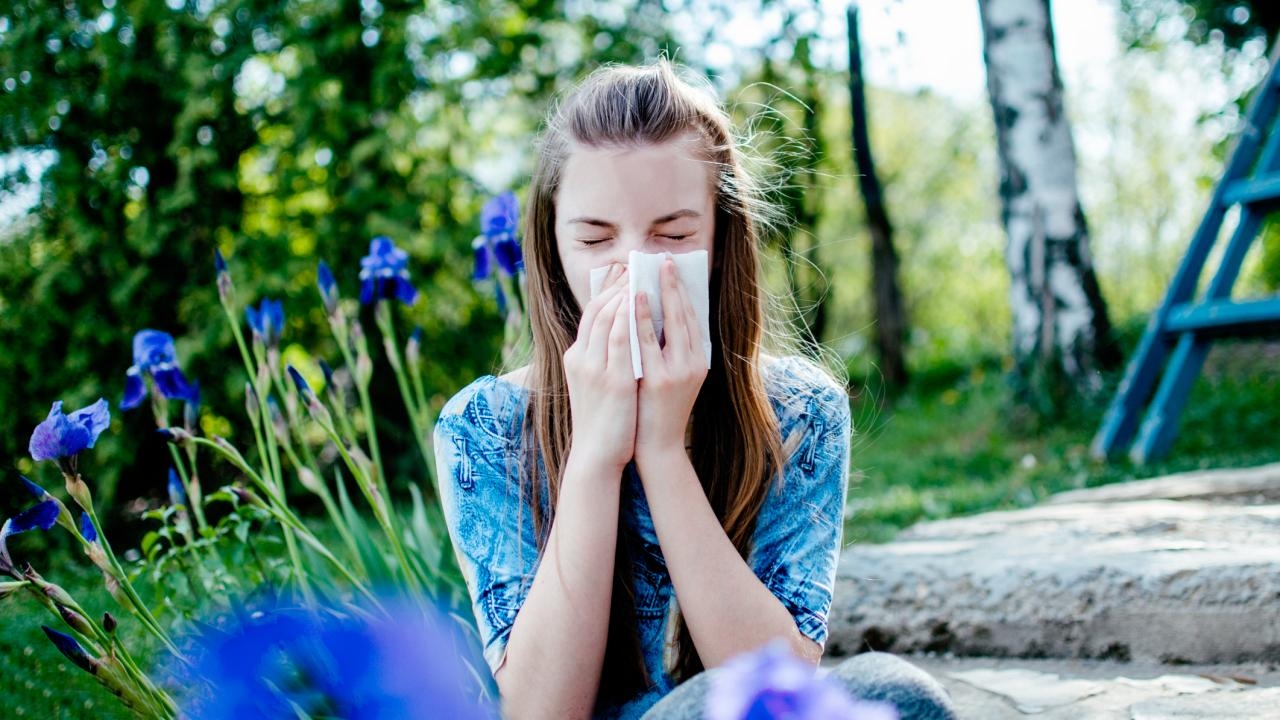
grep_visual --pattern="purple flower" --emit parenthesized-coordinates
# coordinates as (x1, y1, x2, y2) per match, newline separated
(41, 626, 96, 674)
(358, 236, 418, 306)
(80, 512, 97, 543)
(317, 260, 339, 315)
(472, 192, 523, 280)
(29, 399, 110, 472)
(168, 469, 187, 509)
(706, 643, 898, 720)
(174, 601, 498, 719)
(286, 365, 313, 402)
(122, 330, 195, 410)
(245, 299, 285, 348)
(20, 475, 51, 501)
(0, 498, 60, 573)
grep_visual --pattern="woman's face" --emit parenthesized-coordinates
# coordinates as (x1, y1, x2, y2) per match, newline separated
(554, 136, 716, 310)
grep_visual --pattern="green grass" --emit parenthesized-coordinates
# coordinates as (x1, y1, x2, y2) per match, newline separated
(845, 341, 1280, 543)
(0, 565, 146, 719)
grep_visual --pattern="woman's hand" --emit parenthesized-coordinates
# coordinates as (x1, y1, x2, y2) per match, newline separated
(563, 262, 637, 475)
(634, 256, 708, 463)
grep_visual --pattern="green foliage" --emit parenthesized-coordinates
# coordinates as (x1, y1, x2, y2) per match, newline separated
(846, 339, 1280, 544)
(1118, 0, 1279, 52)
(0, 0, 685, 532)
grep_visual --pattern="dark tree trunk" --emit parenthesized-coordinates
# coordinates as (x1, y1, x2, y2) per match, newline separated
(848, 7, 910, 390)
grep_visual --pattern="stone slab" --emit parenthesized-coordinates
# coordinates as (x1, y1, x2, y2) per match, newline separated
(903, 657, 1280, 720)
(828, 467, 1280, 664)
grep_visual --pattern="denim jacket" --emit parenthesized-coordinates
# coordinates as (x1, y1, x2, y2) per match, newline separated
(434, 355, 852, 718)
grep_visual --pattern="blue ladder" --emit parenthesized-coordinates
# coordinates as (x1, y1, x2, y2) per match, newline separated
(1091, 52, 1280, 464)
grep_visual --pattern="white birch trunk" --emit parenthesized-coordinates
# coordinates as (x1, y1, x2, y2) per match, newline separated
(978, 0, 1115, 403)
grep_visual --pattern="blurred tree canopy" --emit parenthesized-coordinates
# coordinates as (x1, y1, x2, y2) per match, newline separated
(1119, 0, 1279, 52)
(0, 0, 682, 520)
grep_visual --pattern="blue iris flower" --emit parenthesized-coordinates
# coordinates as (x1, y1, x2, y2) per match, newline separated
(168, 469, 187, 509)
(245, 299, 285, 348)
(358, 236, 418, 306)
(80, 512, 98, 543)
(705, 642, 897, 720)
(0, 497, 60, 573)
(174, 601, 498, 719)
(317, 260, 339, 315)
(472, 191, 523, 280)
(29, 400, 111, 472)
(20, 475, 51, 501)
(41, 626, 96, 674)
(122, 330, 195, 410)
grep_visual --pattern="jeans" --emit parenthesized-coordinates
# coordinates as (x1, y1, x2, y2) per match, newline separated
(638, 652, 959, 720)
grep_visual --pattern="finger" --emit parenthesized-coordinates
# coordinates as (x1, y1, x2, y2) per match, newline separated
(607, 290, 634, 375)
(659, 259, 689, 363)
(585, 290, 626, 362)
(576, 264, 627, 345)
(634, 290, 664, 377)
(675, 267, 703, 359)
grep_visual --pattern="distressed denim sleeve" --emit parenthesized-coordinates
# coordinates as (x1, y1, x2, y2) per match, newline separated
(434, 378, 539, 675)
(751, 363, 852, 647)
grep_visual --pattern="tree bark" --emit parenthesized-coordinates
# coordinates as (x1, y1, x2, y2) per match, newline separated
(847, 6, 910, 391)
(977, 0, 1120, 416)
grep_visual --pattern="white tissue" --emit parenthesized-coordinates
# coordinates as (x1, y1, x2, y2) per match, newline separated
(587, 250, 712, 378)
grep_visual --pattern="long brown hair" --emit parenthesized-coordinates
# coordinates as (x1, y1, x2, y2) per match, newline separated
(517, 59, 788, 702)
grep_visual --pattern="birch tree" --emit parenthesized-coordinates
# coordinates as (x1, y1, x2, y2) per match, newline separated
(977, 0, 1119, 415)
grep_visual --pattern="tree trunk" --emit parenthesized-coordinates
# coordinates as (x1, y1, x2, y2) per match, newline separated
(977, 0, 1120, 417)
(848, 6, 910, 391)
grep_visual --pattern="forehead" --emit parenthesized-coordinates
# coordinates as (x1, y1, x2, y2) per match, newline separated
(556, 138, 715, 220)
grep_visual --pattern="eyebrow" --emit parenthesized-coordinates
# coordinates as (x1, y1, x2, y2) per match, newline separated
(566, 209, 701, 228)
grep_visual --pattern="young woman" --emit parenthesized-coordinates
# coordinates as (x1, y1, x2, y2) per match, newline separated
(435, 60, 957, 720)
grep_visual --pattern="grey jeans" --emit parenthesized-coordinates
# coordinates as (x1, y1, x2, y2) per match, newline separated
(639, 652, 959, 720)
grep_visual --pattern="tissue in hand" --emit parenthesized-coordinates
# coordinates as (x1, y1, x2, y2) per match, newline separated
(588, 250, 712, 379)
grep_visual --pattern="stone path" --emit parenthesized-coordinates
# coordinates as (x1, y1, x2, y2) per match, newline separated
(824, 463, 1280, 717)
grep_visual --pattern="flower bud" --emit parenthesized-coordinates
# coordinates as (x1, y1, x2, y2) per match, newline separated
(296, 467, 324, 495)
(406, 327, 423, 372)
(63, 474, 93, 514)
(103, 612, 117, 635)
(156, 426, 194, 447)
(0, 580, 27, 599)
(245, 381, 261, 426)
(41, 625, 97, 675)
(57, 604, 95, 637)
(215, 249, 234, 305)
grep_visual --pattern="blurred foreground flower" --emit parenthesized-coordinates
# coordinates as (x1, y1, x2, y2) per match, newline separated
(173, 599, 498, 719)
(359, 236, 418, 306)
(706, 643, 897, 720)
(122, 330, 195, 410)
(28, 399, 110, 474)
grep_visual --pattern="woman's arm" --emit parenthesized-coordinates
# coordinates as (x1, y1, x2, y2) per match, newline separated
(494, 263, 637, 718)
(636, 448, 822, 666)
(494, 450, 625, 718)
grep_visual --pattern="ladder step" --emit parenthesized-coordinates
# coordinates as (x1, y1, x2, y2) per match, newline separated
(1164, 296, 1280, 335)
(1222, 174, 1280, 206)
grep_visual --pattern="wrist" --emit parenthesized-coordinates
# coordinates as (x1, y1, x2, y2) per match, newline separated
(634, 443, 692, 477)
(565, 446, 631, 482)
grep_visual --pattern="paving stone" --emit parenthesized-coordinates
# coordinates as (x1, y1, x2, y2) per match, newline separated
(828, 464, 1280, 663)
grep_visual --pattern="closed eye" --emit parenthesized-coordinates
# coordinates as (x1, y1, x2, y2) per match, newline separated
(579, 238, 612, 246)
(660, 234, 690, 241)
